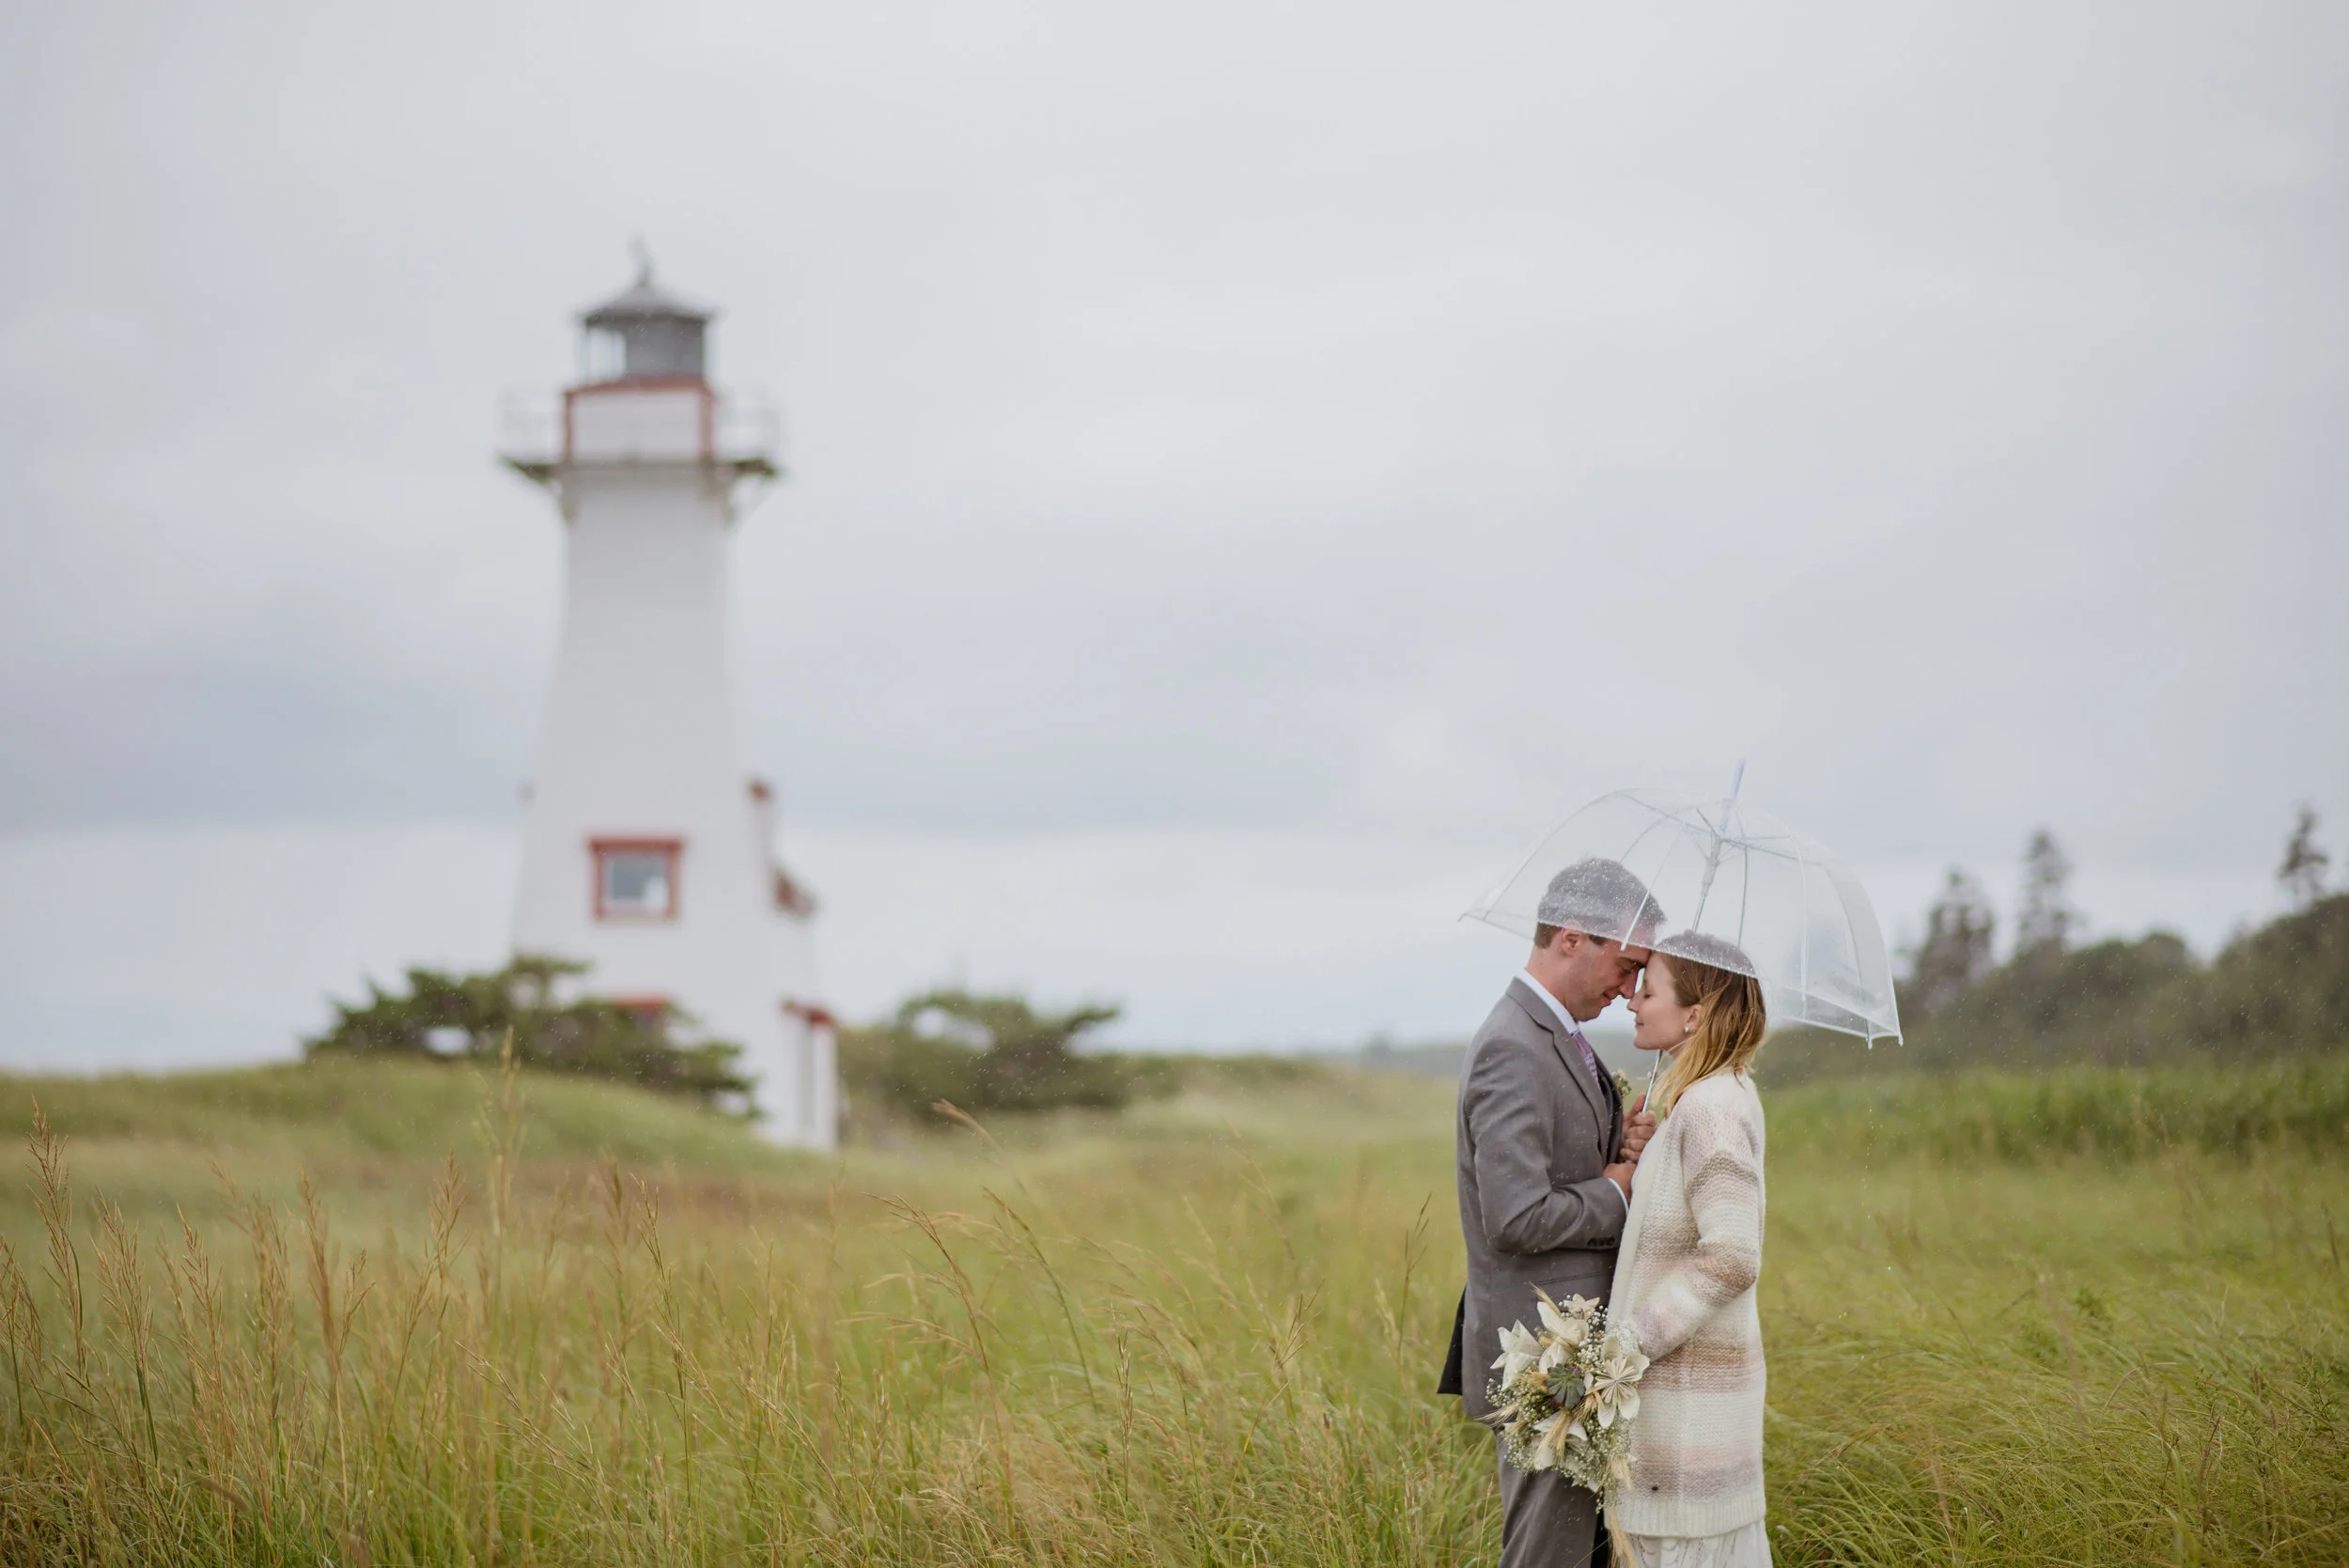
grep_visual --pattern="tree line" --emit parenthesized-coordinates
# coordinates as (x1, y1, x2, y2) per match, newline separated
(1766, 803, 2344, 1081)
(308, 804, 2343, 1106)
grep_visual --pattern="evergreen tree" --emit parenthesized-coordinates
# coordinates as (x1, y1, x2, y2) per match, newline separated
(1904, 867, 1997, 1014)
(2015, 829, 2076, 958)
(842, 989, 1155, 1117)
(2279, 802, 2329, 907)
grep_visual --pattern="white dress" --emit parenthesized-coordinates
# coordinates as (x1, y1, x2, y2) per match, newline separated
(1622, 1517, 1774, 1567)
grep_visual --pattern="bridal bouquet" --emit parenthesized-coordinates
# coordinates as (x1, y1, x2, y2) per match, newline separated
(1486, 1288, 1650, 1500)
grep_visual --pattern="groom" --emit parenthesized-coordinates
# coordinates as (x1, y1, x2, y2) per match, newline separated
(1440, 858, 1661, 1568)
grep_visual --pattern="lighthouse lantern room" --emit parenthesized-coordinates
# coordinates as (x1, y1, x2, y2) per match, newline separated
(501, 259, 834, 1148)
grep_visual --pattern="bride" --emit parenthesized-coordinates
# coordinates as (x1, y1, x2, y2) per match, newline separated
(1612, 934, 1773, 1568)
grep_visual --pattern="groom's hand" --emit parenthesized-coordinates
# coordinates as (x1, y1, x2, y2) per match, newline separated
(1620, 1103, 1658, 1161)
(1604, 1162, 1636, 1200)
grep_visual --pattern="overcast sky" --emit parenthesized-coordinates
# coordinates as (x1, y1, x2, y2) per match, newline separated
(3, 1, 2344, 1069)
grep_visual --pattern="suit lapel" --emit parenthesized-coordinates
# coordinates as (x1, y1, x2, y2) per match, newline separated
(1507, 978, 1610, 1141)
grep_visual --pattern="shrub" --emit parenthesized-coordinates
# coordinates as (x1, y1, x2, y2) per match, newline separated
(2169, 892, 2349, 1057)
(1914, 931, 2196, 1068)
(303, 955, 752, 1107)
(841, 988, 1178, 1119)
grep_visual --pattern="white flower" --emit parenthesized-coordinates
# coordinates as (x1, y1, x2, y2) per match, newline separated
(1588, 1352, 1646, 1428)
(1531, 1408, 1586, 1467)
(1536, 1296, 1590, 1348)
(1492, 1322, 1541, 1387)
(1559, 1294, 1601, 1320)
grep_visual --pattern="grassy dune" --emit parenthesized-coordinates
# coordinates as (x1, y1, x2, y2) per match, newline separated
(0, 1056, 2341, 1564)
(0, 1057, 809, 1170)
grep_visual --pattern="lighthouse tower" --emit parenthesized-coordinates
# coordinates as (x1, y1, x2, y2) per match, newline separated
(501, 259, 836, 1148)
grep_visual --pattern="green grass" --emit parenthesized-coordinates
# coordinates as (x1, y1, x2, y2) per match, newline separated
(0, 1056, 804, 1169)
(0, 1055, 2340, 1565)
(1769, 1056, 2349, 1161)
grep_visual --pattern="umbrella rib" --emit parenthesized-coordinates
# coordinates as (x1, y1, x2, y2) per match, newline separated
(1479, 802, 1611, 923)
(1843, 871, 1899, 1042)
(1789, 826, 1812, 1019)
(1712, 832, 1802, 865)
(1735, 840, 1752, 947)
(1463, 788, 1899, 1044)
(1843, 875, 1875, 1039)
(1616, 810, 1688, 937)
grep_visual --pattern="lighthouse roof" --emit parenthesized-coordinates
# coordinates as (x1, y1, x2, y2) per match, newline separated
(581, 264, 714, 326)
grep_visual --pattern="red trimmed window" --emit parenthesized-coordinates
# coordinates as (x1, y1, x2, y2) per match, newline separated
(591, 838, 682, 920)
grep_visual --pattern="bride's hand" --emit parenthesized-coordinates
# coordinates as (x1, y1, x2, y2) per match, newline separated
(1619, 1100, 1658, 1161)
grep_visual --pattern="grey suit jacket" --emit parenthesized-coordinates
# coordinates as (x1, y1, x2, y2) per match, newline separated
(1450, 976, 1626, 1420)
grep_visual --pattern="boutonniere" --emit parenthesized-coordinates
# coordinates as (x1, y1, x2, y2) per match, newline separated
(1610, 1068, 1633, 1101)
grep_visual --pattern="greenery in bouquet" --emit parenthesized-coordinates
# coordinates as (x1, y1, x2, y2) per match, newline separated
(1486, 1288, 1650, 1502)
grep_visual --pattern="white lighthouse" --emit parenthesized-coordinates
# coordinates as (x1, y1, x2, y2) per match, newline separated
(501, 259, 836, 1148)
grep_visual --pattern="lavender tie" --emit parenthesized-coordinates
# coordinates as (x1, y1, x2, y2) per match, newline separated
(1567, 1025, 1604, 1089)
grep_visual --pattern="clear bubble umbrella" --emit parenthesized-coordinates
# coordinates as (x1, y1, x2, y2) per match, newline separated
(1463, 778, 1904, 1045)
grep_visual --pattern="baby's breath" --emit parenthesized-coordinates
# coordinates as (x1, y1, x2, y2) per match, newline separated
(1485, 1287, 1650, 1505)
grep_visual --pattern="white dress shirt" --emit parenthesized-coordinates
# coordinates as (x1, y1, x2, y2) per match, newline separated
(1517, 969, 1629, 1216)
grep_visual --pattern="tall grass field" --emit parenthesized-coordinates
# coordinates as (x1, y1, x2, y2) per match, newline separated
(0, 1054, 2341, 1565)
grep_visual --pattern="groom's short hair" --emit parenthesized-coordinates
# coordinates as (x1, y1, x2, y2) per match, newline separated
(1532, 858, 1662, 950)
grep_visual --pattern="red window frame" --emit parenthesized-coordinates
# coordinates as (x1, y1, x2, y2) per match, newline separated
(609, 994, 673, 1032)
(590, 837, 683, 921)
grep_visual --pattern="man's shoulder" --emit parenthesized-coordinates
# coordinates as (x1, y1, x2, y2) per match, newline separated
(1463, 987, 1555, 1078)
(1470, 985, 1549, 1048)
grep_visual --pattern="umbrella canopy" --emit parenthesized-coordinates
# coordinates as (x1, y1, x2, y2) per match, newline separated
(1464, 788, 1903, 1043)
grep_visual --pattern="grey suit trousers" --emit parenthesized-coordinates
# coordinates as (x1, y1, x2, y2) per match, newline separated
(1497, 1436, 1605, 1568)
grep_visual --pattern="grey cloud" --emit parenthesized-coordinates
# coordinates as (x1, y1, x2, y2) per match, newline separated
(3, 0, 2344, 888)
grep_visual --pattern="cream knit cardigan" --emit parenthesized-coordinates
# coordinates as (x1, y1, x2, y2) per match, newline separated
(1607, 1069, 1767, 1540)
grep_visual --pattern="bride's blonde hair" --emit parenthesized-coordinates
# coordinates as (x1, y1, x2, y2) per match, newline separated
(1647, 936, 1767, 1117)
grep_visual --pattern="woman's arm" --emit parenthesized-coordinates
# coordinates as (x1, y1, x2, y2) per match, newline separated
(1631, 1093, 1763, 1361)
